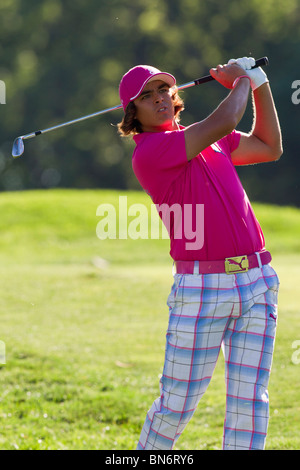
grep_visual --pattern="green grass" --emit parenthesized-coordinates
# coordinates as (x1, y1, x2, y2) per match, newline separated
(0, 189, 300, 450)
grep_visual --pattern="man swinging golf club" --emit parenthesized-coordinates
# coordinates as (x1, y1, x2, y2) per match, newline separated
(118, 57, 282, 450)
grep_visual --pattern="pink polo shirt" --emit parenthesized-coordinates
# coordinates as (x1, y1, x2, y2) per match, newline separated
(132, 128, 265, 261)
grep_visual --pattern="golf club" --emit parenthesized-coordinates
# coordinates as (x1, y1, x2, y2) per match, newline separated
(12, 57, 268, 158)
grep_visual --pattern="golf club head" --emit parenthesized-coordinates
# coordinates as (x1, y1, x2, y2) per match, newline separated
(12, 137, 24, 158)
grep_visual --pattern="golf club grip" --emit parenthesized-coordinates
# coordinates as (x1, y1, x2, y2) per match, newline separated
(193, 56, 269, 86)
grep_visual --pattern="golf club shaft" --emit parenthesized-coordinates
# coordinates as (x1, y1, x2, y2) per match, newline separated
(19, 57, 268, 141)
(20, 103, 123, 142)
(12, 57, 268, 157)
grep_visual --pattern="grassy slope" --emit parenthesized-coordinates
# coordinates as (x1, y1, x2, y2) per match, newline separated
(0, 189, 299, 450)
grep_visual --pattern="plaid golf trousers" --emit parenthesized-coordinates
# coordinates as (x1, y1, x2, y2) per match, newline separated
(136, 263, 279, 450)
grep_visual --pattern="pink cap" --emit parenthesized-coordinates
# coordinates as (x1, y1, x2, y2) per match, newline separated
(119, 65, 176, 111)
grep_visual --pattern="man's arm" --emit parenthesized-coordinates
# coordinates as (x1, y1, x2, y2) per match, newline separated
(184, 63, 250, 161)
(231, 83, 282, 165)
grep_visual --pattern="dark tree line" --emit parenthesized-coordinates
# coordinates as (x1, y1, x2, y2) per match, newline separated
(0, 0, 299, 206)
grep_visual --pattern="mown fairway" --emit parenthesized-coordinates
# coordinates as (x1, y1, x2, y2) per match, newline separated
(0, 189, 299, 450)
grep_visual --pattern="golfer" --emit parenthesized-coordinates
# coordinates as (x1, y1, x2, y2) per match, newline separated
(118, 57, 282, 450)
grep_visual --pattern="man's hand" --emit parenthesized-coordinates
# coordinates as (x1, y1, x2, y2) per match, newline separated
(228, 57, 269, 91)
(209, 63, 248, 89)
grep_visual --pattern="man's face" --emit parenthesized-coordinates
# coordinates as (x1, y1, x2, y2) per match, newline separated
(133, 80, 177, 133)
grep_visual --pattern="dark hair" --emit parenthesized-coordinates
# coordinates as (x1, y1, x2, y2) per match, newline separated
(117, 87, 184, 137)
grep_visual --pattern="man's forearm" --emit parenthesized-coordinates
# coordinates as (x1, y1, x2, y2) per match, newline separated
(220, 78, 251, 129)
(184, 77, 250, 161)
(251, 83, 283, 156)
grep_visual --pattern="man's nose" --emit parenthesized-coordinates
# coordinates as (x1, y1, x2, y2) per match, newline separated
(154, 92, 163, 103)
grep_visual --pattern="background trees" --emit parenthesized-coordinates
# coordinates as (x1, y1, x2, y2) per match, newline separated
(0, 0, 299, 205)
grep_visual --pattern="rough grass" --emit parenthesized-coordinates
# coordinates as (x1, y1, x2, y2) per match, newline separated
(0, 189, 299, 450)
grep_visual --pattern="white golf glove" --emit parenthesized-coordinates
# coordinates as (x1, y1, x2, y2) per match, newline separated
(228, 56, 269, 91)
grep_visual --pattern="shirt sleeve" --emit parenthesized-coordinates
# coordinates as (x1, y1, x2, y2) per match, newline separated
(132, 130, 188, 202)
(225, 129, 242, 152)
